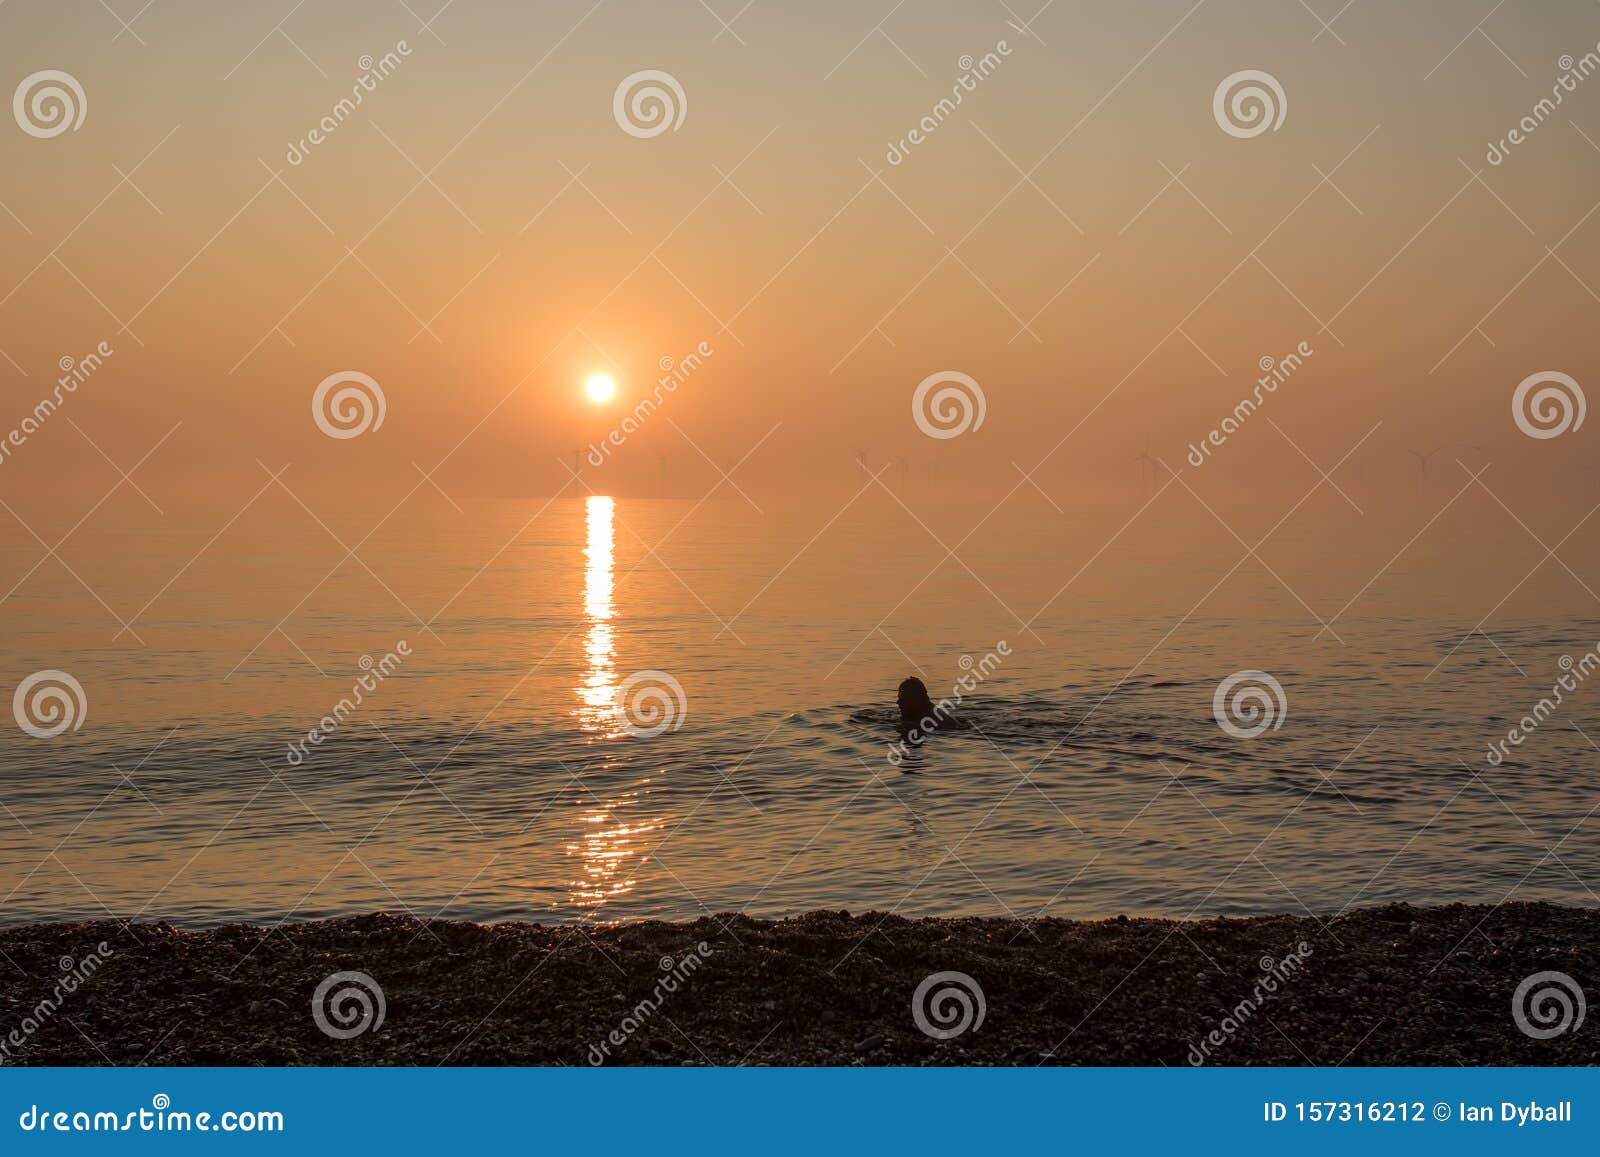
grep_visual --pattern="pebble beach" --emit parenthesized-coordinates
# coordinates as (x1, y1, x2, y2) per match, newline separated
(1, 902, 1594, 1066)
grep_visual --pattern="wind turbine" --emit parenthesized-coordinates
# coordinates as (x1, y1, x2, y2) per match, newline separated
(891, 455, 908, 490)
(1135, 438, 1162, 498)
(1409, 446, 1443, 501)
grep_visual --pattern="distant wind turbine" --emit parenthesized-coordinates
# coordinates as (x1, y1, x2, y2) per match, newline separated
(1409, 446, 1443, 500)
(891, 454, 908, 490)
(1135, 438, 1165, 498)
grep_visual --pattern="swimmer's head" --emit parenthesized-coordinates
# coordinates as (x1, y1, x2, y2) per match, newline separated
(897, 676, 935, 722)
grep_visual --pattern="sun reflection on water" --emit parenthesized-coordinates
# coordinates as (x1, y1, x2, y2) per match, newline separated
(576, 495, 617, 732)
(567, 495, 662, 910)
(565, 788, 663, 908)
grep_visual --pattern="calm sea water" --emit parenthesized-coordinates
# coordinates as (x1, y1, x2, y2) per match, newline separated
(1, 492, 1596, 926)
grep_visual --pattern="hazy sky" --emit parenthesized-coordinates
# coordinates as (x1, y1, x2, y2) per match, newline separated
(2, 0, 1598, 520)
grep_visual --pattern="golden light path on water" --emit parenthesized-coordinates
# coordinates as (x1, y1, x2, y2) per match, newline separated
(568, 494, 660, 909)
(576, 494, 617, 728)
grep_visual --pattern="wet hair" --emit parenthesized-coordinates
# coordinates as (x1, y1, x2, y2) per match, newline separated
(897, 676, 935, 722)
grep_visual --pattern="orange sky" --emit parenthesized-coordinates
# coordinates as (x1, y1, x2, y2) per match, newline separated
(2, 0, 1598, 525)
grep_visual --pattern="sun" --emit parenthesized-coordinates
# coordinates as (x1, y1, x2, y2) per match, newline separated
(584, 373, 617, 404)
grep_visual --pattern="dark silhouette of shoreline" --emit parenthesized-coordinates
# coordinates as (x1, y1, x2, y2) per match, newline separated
(0, 902, 1593, 1066)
